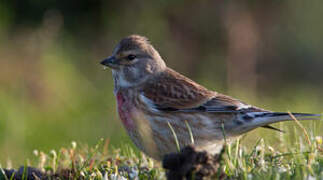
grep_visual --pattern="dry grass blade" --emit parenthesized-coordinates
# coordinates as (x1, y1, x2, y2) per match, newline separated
(167, 121, 180, 151)
(0, 166, 9, 180)
(185, 120, 194, 144)
(288, 112, 311, 146)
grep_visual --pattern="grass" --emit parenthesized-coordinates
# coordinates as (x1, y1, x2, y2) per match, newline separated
(0, 120, 322, 179)
(223, 137, 323, 179)
(0, 139, 165, 179)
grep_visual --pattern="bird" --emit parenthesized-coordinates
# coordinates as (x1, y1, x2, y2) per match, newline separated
(100, 35, 321, 160)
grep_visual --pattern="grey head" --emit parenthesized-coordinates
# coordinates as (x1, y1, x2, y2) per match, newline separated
(101, 35, 166, 89)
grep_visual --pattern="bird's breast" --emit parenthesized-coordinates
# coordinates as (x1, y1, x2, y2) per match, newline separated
(116, 91, 136, 130)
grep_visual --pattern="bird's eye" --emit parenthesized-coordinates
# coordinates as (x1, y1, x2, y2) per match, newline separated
(127, 54, 136, 61)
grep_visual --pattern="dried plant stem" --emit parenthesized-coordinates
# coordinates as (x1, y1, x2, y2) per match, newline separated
(185, 120, 195, 144)
(288, 112, 312, 146)
(167, 121, 180, 151)
(221, 122, 227, 144)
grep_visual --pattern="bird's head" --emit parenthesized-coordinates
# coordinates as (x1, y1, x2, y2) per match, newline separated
(101, 35, 166, 89)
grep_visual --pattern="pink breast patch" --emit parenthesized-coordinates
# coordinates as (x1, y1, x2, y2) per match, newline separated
(116, 91, 135, 130)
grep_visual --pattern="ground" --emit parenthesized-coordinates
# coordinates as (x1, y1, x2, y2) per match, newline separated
(1, 131, 322, 180)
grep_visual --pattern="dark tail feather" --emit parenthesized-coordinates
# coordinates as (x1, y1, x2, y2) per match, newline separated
(261, 125, 285, 133)
(238, 112, 321, 134)
(262, 112, 321, 118)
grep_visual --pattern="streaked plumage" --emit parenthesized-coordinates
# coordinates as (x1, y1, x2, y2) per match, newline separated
(101, 35, 321, 160)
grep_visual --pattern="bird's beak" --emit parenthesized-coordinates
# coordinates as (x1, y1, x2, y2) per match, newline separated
(100, 56, 118, 69)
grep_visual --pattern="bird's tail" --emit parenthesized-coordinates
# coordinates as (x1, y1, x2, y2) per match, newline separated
(256, 112, 321, 122)
(233, 112, 321, 134)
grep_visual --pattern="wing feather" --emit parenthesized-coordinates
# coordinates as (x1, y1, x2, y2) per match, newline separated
(141, 68, 265, 113)
(141, 68, 215, 109)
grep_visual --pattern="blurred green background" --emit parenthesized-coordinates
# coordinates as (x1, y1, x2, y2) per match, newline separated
(0, 0, 322, 166)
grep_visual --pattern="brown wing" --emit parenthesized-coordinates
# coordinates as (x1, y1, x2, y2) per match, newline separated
(141, 68, 266, 113)
(141, 68, 215, 109)
(194, 94, 268, 113)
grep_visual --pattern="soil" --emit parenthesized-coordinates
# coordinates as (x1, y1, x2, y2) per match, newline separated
(162, 145, 226, 180)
